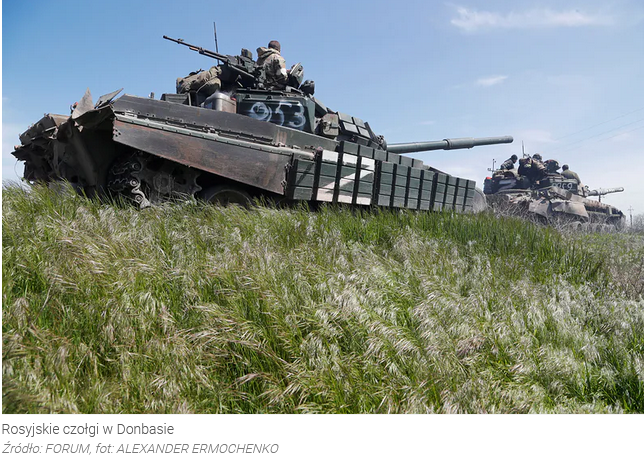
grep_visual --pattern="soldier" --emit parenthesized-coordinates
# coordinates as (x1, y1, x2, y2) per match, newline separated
(544, 159, 561, 174)
(176, 66, 222, 97)
(561, 164, 581, 185)
(518, 154, 547, 185)
(256, 40, 288, 90)
(499, 154, 518, 171)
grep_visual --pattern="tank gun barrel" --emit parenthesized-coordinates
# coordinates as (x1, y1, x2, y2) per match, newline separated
(386, 136, 513, 154)
(587, 187, 624, 197)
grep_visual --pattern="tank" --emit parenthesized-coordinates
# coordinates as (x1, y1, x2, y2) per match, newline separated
(483, 158, 626, 230)
(13, 35, 513, 212)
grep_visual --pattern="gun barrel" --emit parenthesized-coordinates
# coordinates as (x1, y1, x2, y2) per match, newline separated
(587, 187, 624, 196)
(386, 135, 513, 154)
(163, 35, 227, 61)
(163, 35, 256, 82)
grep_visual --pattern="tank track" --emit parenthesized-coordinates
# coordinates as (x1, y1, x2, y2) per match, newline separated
(107, 152, 201, 208)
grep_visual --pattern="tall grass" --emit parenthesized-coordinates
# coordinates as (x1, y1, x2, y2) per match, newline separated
(3, 183, 643, 413)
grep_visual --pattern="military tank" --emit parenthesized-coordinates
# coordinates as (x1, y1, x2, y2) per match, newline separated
(483, 157, 625, 230)
(13, 35, 513, 212)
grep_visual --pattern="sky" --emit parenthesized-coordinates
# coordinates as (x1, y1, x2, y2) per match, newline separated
(2, 0, 644, 215)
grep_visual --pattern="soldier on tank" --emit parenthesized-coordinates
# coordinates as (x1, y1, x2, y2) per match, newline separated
(499, 154, 518, 171)
(176, 66, 223, 97)
(561, 164, 582, 185)
(544, 159, 561, 174)
(518, 154, 547, 186)
(257, 40, 288, 90)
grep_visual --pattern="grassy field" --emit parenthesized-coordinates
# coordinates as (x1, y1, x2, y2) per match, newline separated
(3, 184, 643, 413)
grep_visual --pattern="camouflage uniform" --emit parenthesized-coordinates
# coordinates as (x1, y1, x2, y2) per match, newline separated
(561, 168, 581, 184)
(256, 47, 288, 90)
(518, 156, 547, 184)
(499, 156, 517, 170)
(176, 66, 222, 96)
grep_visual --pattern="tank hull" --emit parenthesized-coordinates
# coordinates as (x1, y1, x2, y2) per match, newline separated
(14, 93, 483, 213)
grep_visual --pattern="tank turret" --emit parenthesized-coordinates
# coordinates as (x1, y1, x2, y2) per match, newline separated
(387, 136, 514, 154)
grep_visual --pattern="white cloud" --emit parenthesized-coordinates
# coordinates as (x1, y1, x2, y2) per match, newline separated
(450, 76, 507, 90)
(451, 6, 613, 32)
(475, 75, 508, 87)
(517, 129, 556, 146)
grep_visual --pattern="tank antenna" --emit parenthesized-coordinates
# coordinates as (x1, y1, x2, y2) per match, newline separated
(213, 22, 219, 53)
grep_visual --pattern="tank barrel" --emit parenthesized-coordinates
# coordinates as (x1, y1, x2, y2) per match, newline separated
(587, 187, 624, 197)
(386, 135, 513, 154)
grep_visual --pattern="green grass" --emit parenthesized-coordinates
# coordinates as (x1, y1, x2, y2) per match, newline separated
(3, 183, 643, 413)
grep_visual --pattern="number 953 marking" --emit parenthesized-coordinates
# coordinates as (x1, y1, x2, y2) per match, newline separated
(247, 101, 306, 130)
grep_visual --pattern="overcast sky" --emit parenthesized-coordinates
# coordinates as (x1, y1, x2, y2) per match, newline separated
(3, 0, 643, 215)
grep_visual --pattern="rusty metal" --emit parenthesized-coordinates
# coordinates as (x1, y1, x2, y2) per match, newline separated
(113, 119, 289, 195)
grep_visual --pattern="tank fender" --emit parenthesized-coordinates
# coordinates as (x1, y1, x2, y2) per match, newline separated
(112, 118, 293, 195)
(528, 198, 552, 218)
(550, 200, 589, 220)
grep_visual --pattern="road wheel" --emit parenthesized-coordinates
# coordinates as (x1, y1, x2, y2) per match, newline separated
(201, 185, 252, 207)
(568, 221, 583, 231)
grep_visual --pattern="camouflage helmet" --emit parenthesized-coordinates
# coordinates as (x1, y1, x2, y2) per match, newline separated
(268, 40, 281, 53)
(533, 153, 542, 161)
(562, 164, 569, 171)
(511, 154, 518, 161)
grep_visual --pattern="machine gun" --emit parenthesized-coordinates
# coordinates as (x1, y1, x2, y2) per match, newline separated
(163, 35, 262, 88)
(587, 187, 624, 202)
(387, 136, 514, 154)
